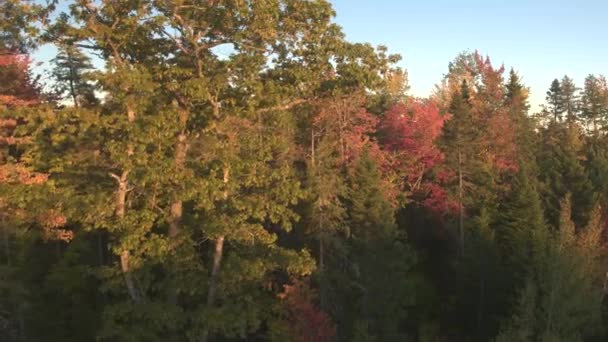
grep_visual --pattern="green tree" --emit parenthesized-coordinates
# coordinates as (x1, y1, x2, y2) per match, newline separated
(343, 150, 415, 341)
(496, 195, 604, 342)
(580, 74, 608, 134)
(560, 75, 579, 126)
(50, 44, 98, 108)
(545, 79, 563, 121)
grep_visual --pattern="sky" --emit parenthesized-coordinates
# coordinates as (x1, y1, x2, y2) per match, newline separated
(330, 0, 608, 111)
(32, 0, 608, 112)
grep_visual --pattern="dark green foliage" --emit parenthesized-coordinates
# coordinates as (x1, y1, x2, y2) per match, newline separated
(50, 44, 98, 108)
(1, 4, 607, 342)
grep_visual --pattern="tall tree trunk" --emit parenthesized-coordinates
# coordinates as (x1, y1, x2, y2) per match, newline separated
(112, 170, 142, 303)
(169, 132, 187, 238)
(169, 104, 189, 239)
(319, 233, 325, 310)
(2, 224, 9, 266)
(68, 58, 78, 108)
(115, 100, 142, 303)
(476, 276, 485, 340)
(201, 167, 229, 342)
(458, 148, 464, 256)
(97, 230, 104, 266)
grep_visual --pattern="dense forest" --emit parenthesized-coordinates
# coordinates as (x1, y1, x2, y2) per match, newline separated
(1, 1, 607, 341)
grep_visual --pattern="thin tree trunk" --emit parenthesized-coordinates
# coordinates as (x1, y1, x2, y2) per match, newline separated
(311, 129, 315, 167)
(476, 277, 485, 340)
(169, 132, 187, 238)
(201, 167, 229, 342)
(3, 225, 9, 266)
(319, 219, 326, 310)
(169, 103, 189, 239)
(112, 170, 142, 303)
(458, 148, 464, 256)
(97, 231, 104, 266)
(601, 271, 608, 301)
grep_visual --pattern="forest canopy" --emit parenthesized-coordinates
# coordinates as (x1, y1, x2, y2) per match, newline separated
(0, 1, 607, 341)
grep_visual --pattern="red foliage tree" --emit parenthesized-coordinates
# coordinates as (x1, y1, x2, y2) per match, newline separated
(313, 94, 386, 166)
(0, 51, 69, 241)
(380, 98, 457, 214)
(278, 279, 336, 342)
(0, 53, 40, 107)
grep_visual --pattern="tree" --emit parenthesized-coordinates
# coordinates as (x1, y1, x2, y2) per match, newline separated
(546, 79, 563, 121)
(497, 195, 605, 341)
(50, 44, 98, 108)
(379, 98, 452, 214)
(497, 166, 546, 294)
(346, 151, 414, 341)
(49, 1, 404, 340)
(273, 279, 336, 342)
(537, 122, 595, 227)
(580, 74, 608, 134)
(439, 79, 481, 255)
(560, 75, 579, 126)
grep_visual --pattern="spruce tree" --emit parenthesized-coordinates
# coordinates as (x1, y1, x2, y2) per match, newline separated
(580, 74, 608, 134)
(497, 195, 604, 341)
(50, 44, 98, 108)
(560, 75, 579, 126)
(546, 79, 563, 121)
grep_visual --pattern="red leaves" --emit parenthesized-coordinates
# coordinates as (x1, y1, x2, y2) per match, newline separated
(278, 279, 336, 342)
(381, 99, 446, 169)
(380, 99, 456, 214)
(0, 53, 30, 67)
(0, 52, 40, 106)
(313, 94, 383, 165)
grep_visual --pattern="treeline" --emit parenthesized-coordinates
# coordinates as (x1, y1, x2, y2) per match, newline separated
(0, 1, 606, 341)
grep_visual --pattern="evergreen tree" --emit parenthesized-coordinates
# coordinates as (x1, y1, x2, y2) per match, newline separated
(497, 195, 604, 341)
(580, 74, 608, 134)
(439, 80, 477, 254)
(50, 44, 98, 108)
(537, 122, 595, 227)
(560, 75, 579, 126)
(546, 78, 563, 121)
(497, 166, 546, 298)
(344, 150, 414, 341)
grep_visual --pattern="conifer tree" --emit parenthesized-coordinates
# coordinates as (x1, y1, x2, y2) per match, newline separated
(560, 75, 580, 126)
(497, 195, 604, 341)
(546, 79, 563, 121)
(580, 74, 608, 134)
(50, 44, 97, 108)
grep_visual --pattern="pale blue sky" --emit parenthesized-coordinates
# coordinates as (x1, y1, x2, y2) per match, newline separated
(330, 0, 608, 111)
(32, 0, 608, 111)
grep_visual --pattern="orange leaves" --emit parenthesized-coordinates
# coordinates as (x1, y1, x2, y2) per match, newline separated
(39, 209, 72, 242)
(0, 164, 48, 185)
(0, 95, 38, 107)
(278, 279, 336, 342)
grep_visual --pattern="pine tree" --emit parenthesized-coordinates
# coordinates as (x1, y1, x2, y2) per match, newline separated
(546, 79, 563, 121)
(497, 166, 546, 294)
(505, 69, 538, 171)
(580, 74, 608, 134)
(560, 75, 579, 126)
(342, 150, 415, 341)
(440, 80, 477, 254)
(50, 44, 98, 108)
(497, 195, 604, 341)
